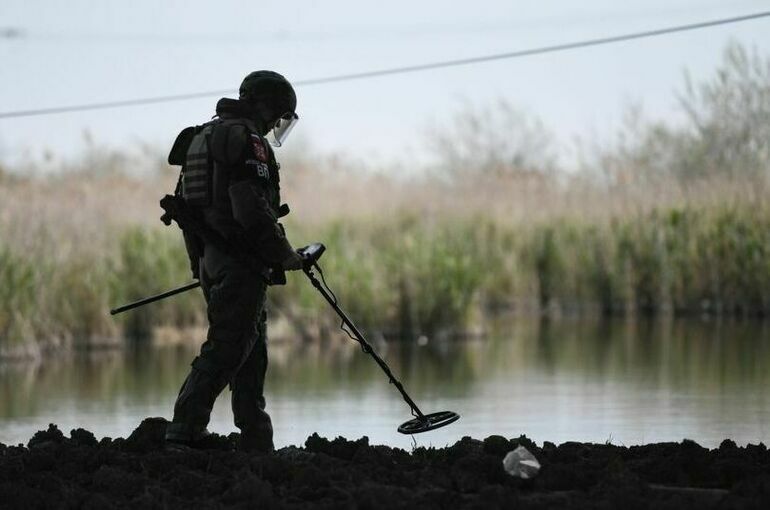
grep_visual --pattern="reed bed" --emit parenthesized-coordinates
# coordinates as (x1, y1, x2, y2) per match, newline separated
(1, 42, 768, 353)
(1, 164, 768, 355)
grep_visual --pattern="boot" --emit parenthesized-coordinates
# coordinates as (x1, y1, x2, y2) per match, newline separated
(165, 427, 212, 451)
(166, 366, 226, 448)
(238, 426, 274, 454)
(232, 389, 274, 453)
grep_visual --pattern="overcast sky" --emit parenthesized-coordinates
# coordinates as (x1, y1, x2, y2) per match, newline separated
(0, 0, 768, 169)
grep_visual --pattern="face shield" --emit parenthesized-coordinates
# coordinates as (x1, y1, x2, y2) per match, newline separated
(267, 112, 299, 147)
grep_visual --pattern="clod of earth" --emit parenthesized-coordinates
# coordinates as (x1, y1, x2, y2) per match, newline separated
(1, 419, 769, 509)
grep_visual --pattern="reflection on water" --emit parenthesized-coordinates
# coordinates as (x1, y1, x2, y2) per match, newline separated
(1, 317, 769, 450)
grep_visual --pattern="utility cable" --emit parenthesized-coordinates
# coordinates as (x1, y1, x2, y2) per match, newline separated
(0, 10, 768, 119)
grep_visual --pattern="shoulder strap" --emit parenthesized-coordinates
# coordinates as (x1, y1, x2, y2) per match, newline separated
(209, 118, 259, 164)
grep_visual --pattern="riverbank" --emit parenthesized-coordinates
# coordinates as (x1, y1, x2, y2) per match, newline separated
(1, 418, 769, 509)
(3, 197, 770, 358)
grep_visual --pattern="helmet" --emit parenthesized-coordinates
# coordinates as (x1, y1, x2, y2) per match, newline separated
(239, 71, 298, 147)
(239, 71, 296, 111)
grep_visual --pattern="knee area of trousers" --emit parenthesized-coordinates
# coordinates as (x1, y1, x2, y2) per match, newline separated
(191, 356, 232, 388)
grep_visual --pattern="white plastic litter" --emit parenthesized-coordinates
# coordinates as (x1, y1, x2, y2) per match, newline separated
(502, 445, 541, 479)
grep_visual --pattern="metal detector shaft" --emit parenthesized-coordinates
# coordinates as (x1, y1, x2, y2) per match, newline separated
(110, 281, 201, 315)
(303, 266, 426, 419)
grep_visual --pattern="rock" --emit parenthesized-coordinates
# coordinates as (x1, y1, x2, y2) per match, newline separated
(502, 446, 541, 479)
(482, 435, 511, 456)
(304, 433, 369, 460)
(28, 424, 65, 449)
(719, 438, 738, 451)
(70, 428, 98, 447)
(124, 417, 168, 453)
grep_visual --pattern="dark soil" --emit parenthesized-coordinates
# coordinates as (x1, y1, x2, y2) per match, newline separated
(2, 418, 770, 509)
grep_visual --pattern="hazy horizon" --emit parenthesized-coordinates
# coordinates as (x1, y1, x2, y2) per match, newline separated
(1, 0, 769, 169)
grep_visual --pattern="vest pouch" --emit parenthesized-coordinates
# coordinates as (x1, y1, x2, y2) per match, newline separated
(168, 126, 199, 165)
(182, 125, 215, 207)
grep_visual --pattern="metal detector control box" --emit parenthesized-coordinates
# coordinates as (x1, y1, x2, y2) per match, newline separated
(299, 243, 326, 267)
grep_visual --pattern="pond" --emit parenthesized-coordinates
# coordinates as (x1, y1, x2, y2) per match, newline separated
(1, 317, 769, 450)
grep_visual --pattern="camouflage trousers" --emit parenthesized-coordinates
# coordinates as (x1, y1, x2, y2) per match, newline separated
(166, 244, 272, 450)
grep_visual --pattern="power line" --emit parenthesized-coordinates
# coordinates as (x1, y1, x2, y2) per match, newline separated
(1, 10, 768, 120)
(295, 11, 770, 86)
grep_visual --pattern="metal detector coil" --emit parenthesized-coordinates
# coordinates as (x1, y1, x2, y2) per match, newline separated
(300, 243, 460, 435)
(398, 411, 461, 434)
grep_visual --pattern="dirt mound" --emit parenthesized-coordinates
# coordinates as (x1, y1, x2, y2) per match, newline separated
(1, 419, 769, 509)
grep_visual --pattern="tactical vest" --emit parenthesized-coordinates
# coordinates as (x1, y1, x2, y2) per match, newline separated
(166, 117, 287, 283)
(168, 118, 282, 213)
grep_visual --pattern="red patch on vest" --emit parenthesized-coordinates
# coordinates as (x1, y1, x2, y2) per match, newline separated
(250, 134, 268, 162)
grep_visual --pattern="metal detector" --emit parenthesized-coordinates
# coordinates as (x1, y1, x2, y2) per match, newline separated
(110, 243, 460, 434)
(298, 243, 460, 434)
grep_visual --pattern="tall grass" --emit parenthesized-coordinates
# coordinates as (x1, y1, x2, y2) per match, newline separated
(1, 43, 769, 355)
(288, 204, 770, 327)
(1, 169, 768, 354)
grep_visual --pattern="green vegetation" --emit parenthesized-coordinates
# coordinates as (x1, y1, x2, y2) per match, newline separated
(1, 43, 769, 354)
(288, 205, 770, 329)
(2, 204, 769, 352)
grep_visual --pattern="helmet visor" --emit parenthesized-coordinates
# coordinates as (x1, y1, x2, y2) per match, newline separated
(268, 112, 299, 147)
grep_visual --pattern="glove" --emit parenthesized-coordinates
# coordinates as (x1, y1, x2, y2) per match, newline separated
(281, 250, 304, 271)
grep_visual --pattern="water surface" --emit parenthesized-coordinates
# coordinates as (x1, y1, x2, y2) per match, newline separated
(2, 317, 769, 450)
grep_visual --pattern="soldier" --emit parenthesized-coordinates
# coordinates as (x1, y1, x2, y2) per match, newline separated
(164, 71, 303, 453)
